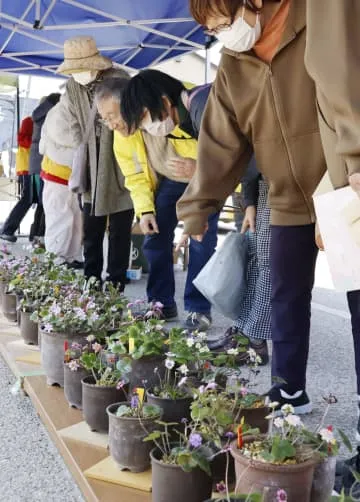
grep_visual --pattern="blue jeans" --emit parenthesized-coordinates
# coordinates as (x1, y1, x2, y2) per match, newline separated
(143, 178, 219, 313)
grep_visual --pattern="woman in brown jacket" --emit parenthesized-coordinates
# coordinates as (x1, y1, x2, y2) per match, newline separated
(176, 0, 327, 413)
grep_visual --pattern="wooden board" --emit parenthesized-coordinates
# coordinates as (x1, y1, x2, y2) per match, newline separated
(85, 457, 152, 492)
(59, 421, 108, 450)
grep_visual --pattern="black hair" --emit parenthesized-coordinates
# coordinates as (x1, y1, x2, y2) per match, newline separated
(94, 77, 130, 104)
(120, 70, 185, 132)
(48, 93, 61, 106)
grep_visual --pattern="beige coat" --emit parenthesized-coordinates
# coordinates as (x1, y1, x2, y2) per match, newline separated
(177, 0, 327, 234)
(305, 0, 360, 190)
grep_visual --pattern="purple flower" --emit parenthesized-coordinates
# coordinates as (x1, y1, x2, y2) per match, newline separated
(189, 433, 202, 448)
(181, 418, 188, 424)
(216, 481, 226, 494)
(276, 489, 288, 502)
(127, 302, 134, 308)
(116, 380, 126, 390)
(130, 394, 139, 409)
(225, 431, 236, 439)
(206, 381, 217, 390)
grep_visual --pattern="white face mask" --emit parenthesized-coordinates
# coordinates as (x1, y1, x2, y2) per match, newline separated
(142, 115, 175, 137)
(216, 9, 261, 52)
(72, 71, 97, 86)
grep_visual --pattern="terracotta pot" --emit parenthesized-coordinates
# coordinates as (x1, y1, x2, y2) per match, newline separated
(130, 354, 165, 388)
(236, 406, 270, 434)
(63, 364, 90, 409)
(82, 376, 127, 433)
(2, 292, 17, 322)
(311, 455, 336, 502)
(151, 447, 212, 502)
(107, 402, 161, 472)
(20, 311, 38, 345)
(40, 328, 87, 387)
(230, 439, 318, 502)
(146, 392, 193, 423)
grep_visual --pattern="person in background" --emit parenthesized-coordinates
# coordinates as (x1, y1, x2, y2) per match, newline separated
(96, 74, 218, 331)
(39, 103, 83, 267)
(175, 0, 327, 414)
(305, 0, 360, 491)
(0, 117, 43, 243)
(47, 35, 134, 290)
(28, 93, 61, 246)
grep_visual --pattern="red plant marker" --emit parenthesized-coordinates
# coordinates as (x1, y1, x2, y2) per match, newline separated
(237, 425, 244, 449)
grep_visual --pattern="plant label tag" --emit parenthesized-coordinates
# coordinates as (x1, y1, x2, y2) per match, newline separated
(137, 387, 145, 403)
(129, 337, 135, 353)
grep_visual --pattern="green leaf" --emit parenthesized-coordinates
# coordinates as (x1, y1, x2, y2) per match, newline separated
(143, 431, 162, 442)
(192, 451, 211, 476)
(215, 410, 233, 427)
(115, 405, 131, 417)
(338, 428, 353, 452)
(270, 437, 296, 463)
(143, 404, 162, 418)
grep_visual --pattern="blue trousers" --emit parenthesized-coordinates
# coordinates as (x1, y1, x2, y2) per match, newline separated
(143, 178, 219, 313)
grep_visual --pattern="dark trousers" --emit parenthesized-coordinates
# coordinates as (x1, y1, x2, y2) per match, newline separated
(2, 175, 44, 237)
(143, 178, 219, 312)
(347, 291, 360, 394)
(270, 224, 318, 393)
(83, 203, 134, 291)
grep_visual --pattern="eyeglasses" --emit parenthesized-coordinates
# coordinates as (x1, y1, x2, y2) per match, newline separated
(204, 0, 261, 35)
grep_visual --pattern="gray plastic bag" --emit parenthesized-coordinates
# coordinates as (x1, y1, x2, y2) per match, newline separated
(193, 231, 248, 320)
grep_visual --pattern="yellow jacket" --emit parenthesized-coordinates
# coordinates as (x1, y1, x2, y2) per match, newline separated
(40, 155, 71, 186)
(113, 126, 197, 217)
(15, 147, 30, 176)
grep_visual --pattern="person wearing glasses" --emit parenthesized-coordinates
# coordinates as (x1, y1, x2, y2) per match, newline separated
(175, 0, 327, 414)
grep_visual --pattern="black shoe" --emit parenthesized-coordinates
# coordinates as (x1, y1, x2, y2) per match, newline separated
(162, 304, 178, 321)
(266, 387, 312, 415)
(67, 260, 84, 270)
(0, 233, 17, 243)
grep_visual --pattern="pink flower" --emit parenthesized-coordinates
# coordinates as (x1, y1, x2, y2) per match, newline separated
(216, 481, 226, 493)
(92, 342, 102, 353)
(276, 489, 287, 502)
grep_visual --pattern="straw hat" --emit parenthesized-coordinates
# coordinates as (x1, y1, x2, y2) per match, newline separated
(57, 36, 112, 74)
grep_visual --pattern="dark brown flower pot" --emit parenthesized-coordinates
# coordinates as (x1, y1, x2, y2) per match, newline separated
(146, 392, 193, 424)
(236, 406, 270, 434)
(63, 364, 90, 409)
(107, 402, 161, 472)
(16, 294, 23, 326)
(0, 280, 7, 300)
(230, 439, 318, 502)
(40, 329, 87, 387)
(82, 376, 127, 433)
(130, 355, 165, 389)
(20, 311, 38, 345)
(2, 292, 17, 322)
(210, 449, 236, 488)
(310, 455, 336, 502)
(151, 447, 212, 502)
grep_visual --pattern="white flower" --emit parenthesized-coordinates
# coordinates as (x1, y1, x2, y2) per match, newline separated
(68, 360, 80, 372)
(284, 414, 303, 427)
(179, 364, 189, 375)
(255, 355, 262, 364)
(247, 348, 257, 363)
(50, 303, 61, 315)
(90, 312, 99, 322)
(42, 322, 53, 333)
(92, 342, 102, 353)
(199, 345, 210, 354)
(198, 385, 205, 394)
(178, 377, 188, 387)
(274, 417, 284, 429)
(281, 404, 294, 416)
(196, 332, 207, 341)
(86, 334, 96, 342)
(165, 359, 175, 370)
(186, 338, 195, 347)
(319, 427, 336, 444)
(110, 305, 118, 312)
(165, 352, 176, 358)
(155, 324, 163, 331)
(87, 301, 96, 310)
(227, 348, 239, 356)
(195, 342, 202, 350)
(268, 401, 279, 409)
(73, 307, 87, 320)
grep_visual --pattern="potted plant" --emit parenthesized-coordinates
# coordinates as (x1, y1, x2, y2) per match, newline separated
(107, 390, 162, 472)
(32, 282, 98, 386)
(63, 340, 91, 409)
(111, 315, 167, 388)
(0, 256, 23, 322)
(81, 344, 130, 432)
(146, 358, 193, 426)
(147, 420, 214, 502)
(230, 396, 349, 502)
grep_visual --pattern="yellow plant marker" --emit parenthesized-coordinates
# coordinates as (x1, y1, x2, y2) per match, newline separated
(129, 337, 135, 354)
(136, 387, 145, 403)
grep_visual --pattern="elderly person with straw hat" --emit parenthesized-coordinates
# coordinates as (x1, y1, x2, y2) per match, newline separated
(42, 35, 134, 290)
